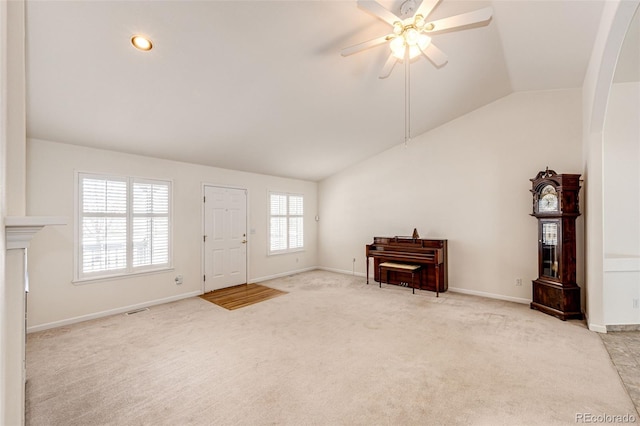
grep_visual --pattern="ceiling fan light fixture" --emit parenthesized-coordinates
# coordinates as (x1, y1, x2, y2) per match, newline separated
(390, 36, 406, 59)
(418, 34, 431, 48)
(342, 1, 493, 77)
(409, 46, 419, 58)
(391, 31, 431, 60)
(131, 35, 153, 51)
(405, 27, 419, 44)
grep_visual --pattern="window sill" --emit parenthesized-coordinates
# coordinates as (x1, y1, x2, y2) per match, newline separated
(73, 267, 174, 285)
(268, 249, 305, 256)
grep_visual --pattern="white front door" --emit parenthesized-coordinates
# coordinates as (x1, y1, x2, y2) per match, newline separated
(203, 186, 247, 292)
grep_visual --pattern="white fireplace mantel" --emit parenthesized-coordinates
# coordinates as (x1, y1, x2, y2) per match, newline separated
(3, 216, 67, 426)
(5, 216, 67, 249)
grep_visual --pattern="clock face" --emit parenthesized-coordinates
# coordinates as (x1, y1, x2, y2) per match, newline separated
(538, 185, 558, 212)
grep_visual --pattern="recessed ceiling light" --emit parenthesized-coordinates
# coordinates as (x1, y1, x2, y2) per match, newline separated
(131, 35, 153, 51)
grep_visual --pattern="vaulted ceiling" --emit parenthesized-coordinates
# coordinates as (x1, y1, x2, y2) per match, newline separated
(25, 0, 606, 181)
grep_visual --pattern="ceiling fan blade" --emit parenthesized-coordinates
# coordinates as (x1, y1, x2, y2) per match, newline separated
(341, 34, 392, 57)
(425, 7, 493, 34)
(415, 0, 442, 20)
(379, 53, 398, 79)
(420, 43, 448, 67)
(357, 0, 401, 26)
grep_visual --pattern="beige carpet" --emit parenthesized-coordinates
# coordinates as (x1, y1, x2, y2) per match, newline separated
(25, 270, 638, 425)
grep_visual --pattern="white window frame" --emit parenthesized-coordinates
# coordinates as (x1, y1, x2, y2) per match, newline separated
(75, 172, 173, 282)
(268, 191, 304, 255)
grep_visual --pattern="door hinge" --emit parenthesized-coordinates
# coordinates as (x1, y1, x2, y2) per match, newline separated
(203, 235, 206, 242)
(203, 274, 206, 282)
(203, 196, 206, 203)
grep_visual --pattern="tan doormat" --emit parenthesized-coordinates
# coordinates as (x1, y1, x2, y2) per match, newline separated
(199, 283, 287, 310)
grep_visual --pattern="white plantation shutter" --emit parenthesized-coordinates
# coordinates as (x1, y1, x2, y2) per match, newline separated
(289, 217, 303, 250)
(270, 217, 287, 252)
(81, 177, 128, 274)
(132, 180, 170, 267)
(271, 194, 287, 215)
(288, 195, 303, 250)
(270, 194, 288, 252)
(269, 192, 303, 254)
(78, 173, 171, 280)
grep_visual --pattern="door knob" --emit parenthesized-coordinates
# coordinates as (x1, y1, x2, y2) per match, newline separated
(242, 240, 247, 244)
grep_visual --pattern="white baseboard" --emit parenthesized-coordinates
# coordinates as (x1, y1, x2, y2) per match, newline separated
(249, 266, 318, 284)
(588, 323, 608, 333)
(321, 268, 533, 305)
(27, 291, 201, 333)
(322, 268, 531, 304)
(25, 270, 546, 332)
(448, 286, 531, 305)
(316, 266, 366, 278)
(585, 311, 607, 333)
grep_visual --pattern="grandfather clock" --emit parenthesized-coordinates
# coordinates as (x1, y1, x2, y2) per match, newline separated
(530, 168, 583, 320)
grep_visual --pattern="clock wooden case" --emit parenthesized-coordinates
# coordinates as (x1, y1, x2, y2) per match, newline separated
(530, 168, 583, 320)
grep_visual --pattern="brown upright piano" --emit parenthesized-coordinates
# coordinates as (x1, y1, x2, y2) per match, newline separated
(366, 236, 448, 293)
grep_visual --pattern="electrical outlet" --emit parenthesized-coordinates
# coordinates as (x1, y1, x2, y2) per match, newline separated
(633, 299, 639, 309)
(516, 278, 523, 286)
(175, 275, 183, 285)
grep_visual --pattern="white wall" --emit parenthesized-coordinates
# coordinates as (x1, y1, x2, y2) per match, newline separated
(5, 0, 25, 217)
(2, 1, 27, 424)
(318, 90, 583, 303)
(582, 0, 639, 331)
(0, 0, 8, 421)
(26, 138, 318, 330)
(604, 82, 640, 256)
(602, 81, 640, 326)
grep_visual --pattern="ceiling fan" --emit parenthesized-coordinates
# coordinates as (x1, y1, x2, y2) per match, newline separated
(341, 0, 493, 78)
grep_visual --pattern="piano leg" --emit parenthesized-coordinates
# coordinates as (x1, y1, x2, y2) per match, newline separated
(366, 256, 369, 284)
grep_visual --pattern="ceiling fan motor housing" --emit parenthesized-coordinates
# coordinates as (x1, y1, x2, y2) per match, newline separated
(400, 0, 418, 18)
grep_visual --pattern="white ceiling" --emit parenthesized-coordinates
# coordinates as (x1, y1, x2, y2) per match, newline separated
(25, 0, 606, 182)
